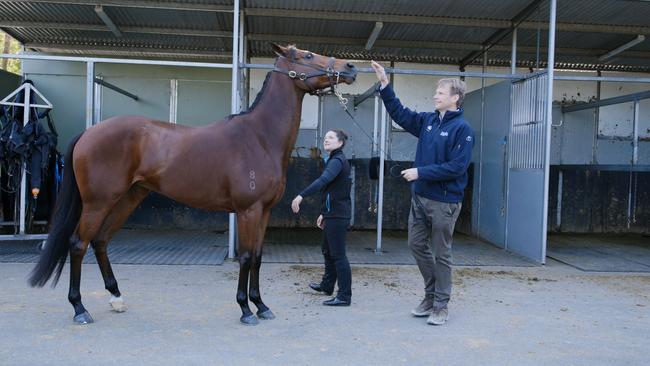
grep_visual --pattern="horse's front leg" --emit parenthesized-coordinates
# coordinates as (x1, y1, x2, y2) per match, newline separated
(236, 203, 264, 326)
(249, 209, 275, 320)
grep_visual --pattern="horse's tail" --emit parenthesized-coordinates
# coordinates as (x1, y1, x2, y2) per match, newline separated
(29, 133, 84, 288)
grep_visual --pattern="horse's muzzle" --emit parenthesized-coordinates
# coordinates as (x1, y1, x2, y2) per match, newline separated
(340, 63, 357, 84)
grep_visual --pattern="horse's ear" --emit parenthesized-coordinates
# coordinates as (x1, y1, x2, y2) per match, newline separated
(269, 42, 287, 57)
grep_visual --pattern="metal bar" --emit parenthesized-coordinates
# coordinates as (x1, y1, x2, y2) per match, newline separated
(504, 72, 515, 249)
(24, 43, 232, 58)
(365, 22, 384, 51)
(553, 75, 650, 83)
(627, 100, 640, 229)
(562, 90, 650, 113)
(1, 0, 233, 12)
(85, 61, 94, 129)
(350, 164, 355, 227)
(243, 63, 527, 79)
(0, 53, 232, 69)
(556, 169, 563, 229)
(93, 75, 102, 123)
(633, 100, 639, 165)
(599, 35, 645, 61)
(94, 5, 123, 37)
(593, 71, 601, 164)
(511, 28, 517, 75)
(372, 96, 379, 154)
(541, 0, 557, 265)
(19, 85, 30, 235)
(94, 77, 138, 101)
(0, 102, 51, 108)
(228, 0, 240, 260)
(354, 82, 380, 108)
(0, 21, 233, 38)
(0, 234, 49, 241)
(239, 9, 246, 111)
(376, 102, 387, 254)
(477, 50, 487, 238)
(627, 170, 634, 229)
(169, 79, 178, 124)
(244, 63, 650, 82)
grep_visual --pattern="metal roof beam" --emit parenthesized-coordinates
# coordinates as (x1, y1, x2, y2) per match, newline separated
(6, 22, 647, 59)
(245, 8, 510, 28)
(247, 34, 650, 60)
(0, 0, 233, 12)
(365, 22, 384, 51)
(24, 42, 232, 58)
(562, 89, 650, 113)
(94, 5, 122, 37)
(459, 0, 545, 68)
(0, 20, 232, 38)
(243, 8, 650, 35)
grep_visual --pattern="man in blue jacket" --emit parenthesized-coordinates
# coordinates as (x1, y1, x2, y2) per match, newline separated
(371, 61, 475, 326)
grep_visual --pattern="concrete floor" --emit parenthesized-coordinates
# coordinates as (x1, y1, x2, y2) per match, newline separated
(548, 234, 650, 272)
(1, 259, 649, 366)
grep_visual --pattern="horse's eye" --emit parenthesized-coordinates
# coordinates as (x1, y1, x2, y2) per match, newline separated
(305, 53, 313, 59)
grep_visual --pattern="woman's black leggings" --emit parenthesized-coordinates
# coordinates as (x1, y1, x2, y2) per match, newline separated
(320, 218, 351, 302)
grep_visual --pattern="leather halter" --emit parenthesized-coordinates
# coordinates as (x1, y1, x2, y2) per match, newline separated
(272, 49, 353, 96)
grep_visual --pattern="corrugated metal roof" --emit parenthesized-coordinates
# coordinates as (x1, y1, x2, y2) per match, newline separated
(246, 0, 527, 19)
(0, 1, 100, 24)
(103, 7, 233, 31)
(557, 0, 650, 26)
(0, 0, 648, 71)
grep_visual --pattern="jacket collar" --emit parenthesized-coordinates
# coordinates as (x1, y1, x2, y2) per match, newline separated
(435, 108, 463, 124)
(324, 148, 344, 162)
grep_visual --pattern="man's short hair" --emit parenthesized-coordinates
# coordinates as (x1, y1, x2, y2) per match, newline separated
(437, 78, 466, 108)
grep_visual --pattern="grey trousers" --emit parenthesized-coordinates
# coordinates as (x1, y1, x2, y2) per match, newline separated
(408, 194, 461, 310)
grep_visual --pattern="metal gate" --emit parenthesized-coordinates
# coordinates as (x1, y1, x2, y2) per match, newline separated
(506, 73, 549, 263)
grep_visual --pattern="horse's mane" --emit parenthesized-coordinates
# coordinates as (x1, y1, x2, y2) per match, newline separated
(225, 71, 272, 120)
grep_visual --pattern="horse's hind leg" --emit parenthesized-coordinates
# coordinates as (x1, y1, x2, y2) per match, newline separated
(92, 185, 150, 313)
(236, 203, 265, 325)
(69, 207, 112, 324)
(249, 208, 274, 320)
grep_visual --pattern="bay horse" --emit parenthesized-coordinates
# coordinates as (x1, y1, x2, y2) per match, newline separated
(28, 43, 357, 326)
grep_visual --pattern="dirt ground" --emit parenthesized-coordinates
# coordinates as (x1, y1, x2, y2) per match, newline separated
(1, 260, 649, 366)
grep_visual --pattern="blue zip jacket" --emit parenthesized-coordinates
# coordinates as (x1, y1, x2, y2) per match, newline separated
(379, 84, 475, 203)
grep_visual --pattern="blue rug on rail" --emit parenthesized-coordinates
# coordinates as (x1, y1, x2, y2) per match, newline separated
(0, 229, 228, 265)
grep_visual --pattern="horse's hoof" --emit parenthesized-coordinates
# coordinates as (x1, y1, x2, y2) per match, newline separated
(240, 314, 259, 326)
(73, 311, 94, 324)
(109, 296, 127, 313)
(257, 309, 276, 320)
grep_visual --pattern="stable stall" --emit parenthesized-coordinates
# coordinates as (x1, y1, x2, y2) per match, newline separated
(1, 0, 649, 265)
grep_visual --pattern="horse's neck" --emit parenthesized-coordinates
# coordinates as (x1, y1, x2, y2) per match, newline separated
(247, 72, 306, 162)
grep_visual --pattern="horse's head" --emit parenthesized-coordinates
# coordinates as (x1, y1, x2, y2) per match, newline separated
(271, 43, 357, 94)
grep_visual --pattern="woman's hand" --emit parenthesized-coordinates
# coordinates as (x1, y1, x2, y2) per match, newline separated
(291, 195, 303, 213)
(316, 215, 324, 230)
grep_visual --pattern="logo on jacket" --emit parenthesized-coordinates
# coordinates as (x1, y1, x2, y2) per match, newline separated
(466, 135, 472, 142)
(440, 131, 449, 137)
(426, 125, 432, 132)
